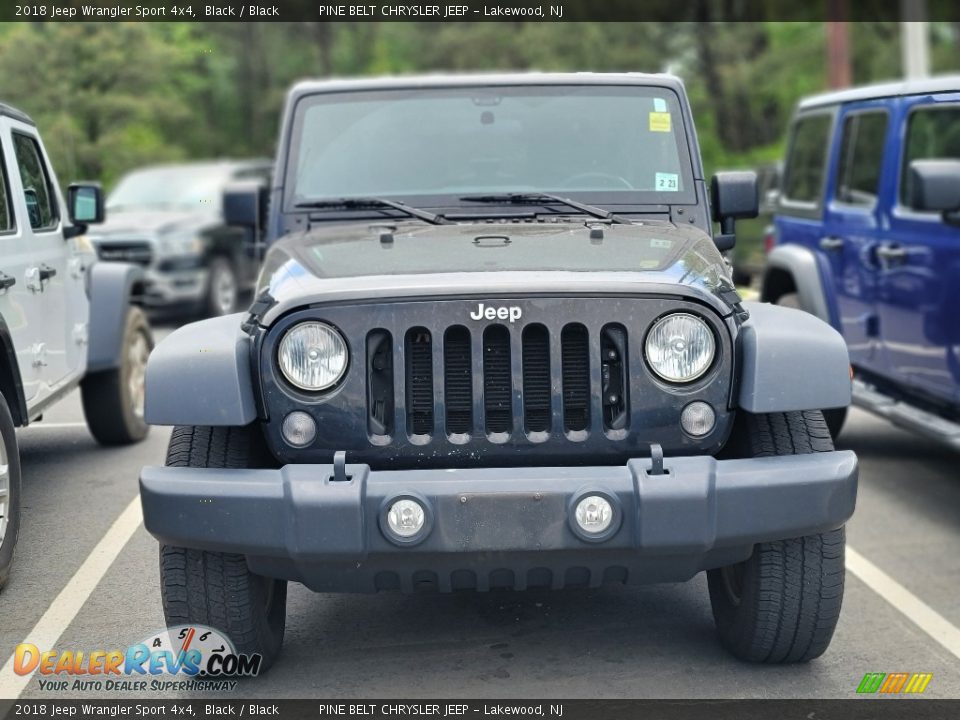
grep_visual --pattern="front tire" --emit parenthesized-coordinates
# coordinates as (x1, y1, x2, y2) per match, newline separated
(708, 410, 846, 663)
(204, 257, 239, 317)
(0, 392, 22, 590)
(81, 306, 152, 445)
(159, 424, 286, 671)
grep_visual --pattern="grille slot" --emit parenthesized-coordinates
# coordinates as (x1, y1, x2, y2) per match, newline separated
(601, 324, 629, 431)
(405, 328, 434, 435)
(522, 324, 551, 433)
(561, 324, 591, 432)
(366, 330, 394, 436)
(443, 326, 473, 435)
(483, 325, 513, 434)
(95, 241, 152, 266)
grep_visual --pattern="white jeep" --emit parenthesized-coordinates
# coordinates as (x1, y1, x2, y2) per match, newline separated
(0, 101, 153, 588)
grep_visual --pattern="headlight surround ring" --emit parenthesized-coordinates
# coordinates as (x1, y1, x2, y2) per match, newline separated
(277, 321, 349, 392)
(644, 312, 716, 383)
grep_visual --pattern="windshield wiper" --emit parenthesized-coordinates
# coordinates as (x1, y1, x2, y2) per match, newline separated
(295, 197, 451, 225)
(459, 193, 632, 224)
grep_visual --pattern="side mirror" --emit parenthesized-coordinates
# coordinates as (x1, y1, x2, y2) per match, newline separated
(710, 171, 759, 252)
(224, 182, 269, 260)
(67, 183, 105, 224)
(908, 160, 960, 218)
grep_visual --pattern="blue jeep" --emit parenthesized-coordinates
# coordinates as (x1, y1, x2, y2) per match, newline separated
(763, 77, 960, 447)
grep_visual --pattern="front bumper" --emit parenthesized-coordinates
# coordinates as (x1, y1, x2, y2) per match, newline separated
(140, 451, 857, 593)
(142, 265, 208, 307)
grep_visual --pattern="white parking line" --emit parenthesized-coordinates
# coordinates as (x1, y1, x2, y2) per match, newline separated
(847, 545, 960, 661)
(0, 495, 143, 699)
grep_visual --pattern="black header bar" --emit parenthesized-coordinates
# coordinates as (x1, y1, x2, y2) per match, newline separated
(3, 0, 960, 23)
(1, 700, 958, 720)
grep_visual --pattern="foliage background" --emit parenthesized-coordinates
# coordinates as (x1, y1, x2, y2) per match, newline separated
(1, 21, 958, 187)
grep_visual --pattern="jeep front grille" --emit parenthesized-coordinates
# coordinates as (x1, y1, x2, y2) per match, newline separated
(94, 241, 153, 266)
(366, 321, 632, 442)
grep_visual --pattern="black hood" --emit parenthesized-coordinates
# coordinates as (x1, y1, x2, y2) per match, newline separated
(256, 221, 733, 324)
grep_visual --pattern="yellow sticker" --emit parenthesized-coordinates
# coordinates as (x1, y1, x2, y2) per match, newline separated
(649, 112, 671, 133)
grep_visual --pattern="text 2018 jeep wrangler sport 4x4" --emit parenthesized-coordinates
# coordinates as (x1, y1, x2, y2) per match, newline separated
(139, 74, 858, 668)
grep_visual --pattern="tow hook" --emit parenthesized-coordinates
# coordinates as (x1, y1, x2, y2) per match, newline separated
(647, 443, 667, 476)
(331, 450, 351, 482)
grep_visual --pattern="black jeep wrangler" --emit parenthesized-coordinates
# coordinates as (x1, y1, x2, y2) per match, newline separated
(139, 74, 857, 668)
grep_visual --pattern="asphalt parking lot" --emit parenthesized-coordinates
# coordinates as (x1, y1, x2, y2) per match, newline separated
(1, 323, 958, 700)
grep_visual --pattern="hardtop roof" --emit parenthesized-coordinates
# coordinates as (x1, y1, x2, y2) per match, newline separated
(0, 102, 34, 125)
(798, 75, 960, 110)
(287, 72, 687, 100)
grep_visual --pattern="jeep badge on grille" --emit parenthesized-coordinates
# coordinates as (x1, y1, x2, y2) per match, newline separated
(470, 303, 522, 323)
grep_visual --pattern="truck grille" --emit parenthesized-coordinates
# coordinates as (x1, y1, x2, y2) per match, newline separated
(95, 241, 153, 266)
(367, 320, 633, 441)
(262, 297, 735, 468)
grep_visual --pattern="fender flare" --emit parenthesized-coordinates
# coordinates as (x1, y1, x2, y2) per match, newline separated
(761, 244, 832, 325)
(0, 312, 28, 426)
(86, 262, 144, 373)
(144, 313, 257, 427)
(737, 301, 851, 413)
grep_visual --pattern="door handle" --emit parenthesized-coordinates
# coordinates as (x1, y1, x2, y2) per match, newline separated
(0, 272, 15, 290)
(819, 236, 845, 251)
(876, 245, 908, 262)
(38, 264, 57, 282)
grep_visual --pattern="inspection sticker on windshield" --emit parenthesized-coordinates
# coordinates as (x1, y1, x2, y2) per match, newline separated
(653, 98, 668, 112)
(655, 172, 679, 191)
(650, 238, 673, 249)
(649, 111, 672, 132)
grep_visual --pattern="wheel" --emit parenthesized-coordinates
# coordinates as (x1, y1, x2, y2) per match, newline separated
(205, 257, 239, 317)
(81, 306, 153, 445)
(0, 392, 22, 590)
(775, 294, 848, 440)
(159, 424, 286, 671)
(708, 410, 846, 663)
(822, 407, 848, 439)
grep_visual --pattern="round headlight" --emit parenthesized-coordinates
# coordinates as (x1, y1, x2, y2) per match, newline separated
(645, 313, 715, 383)
(278, 322, 348, 391)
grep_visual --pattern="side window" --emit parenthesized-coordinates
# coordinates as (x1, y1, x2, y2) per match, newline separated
(12, 133, 59, 231)
(835, 111, 888, 206)
(782, 113, 833, 204)
(901, 105, 960, 207)
(0, 146, 13, 233)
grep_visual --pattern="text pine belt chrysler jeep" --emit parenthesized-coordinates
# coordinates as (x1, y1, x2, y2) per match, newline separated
(139, 74, 858, 668)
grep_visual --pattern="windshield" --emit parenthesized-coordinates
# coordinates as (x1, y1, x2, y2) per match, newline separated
(107, 165, 236, 211)
(286, 85, 697, 209)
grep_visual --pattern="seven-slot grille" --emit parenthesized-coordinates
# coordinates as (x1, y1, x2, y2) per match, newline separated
(367, 322, 630, 441)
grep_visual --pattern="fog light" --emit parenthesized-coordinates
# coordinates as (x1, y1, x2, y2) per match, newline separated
(282, 411, 316, 447)
(681, 401, 715, 437)
(574, 496, 614, 534)
(386, 499, 426, 538)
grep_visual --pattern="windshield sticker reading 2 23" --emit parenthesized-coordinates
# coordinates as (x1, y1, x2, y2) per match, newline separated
(655, 172, 680, 191)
